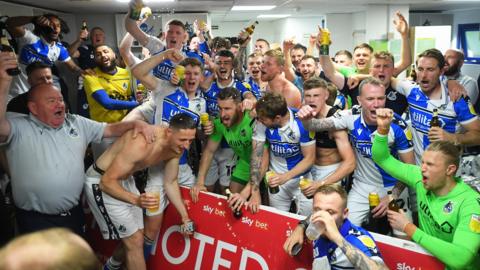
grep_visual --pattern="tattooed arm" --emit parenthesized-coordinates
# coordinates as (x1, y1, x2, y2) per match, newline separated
(297, 105, 338, 132)
(302, 117, 336, 132)
(337, 238, 388, 270)
(246, 138, 265, 213)
(312, 210, 387, 270)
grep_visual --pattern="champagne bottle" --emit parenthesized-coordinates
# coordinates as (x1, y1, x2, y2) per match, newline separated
(0, 29, 21, 76)
(81, 20, 88, 41)
(225, 189, 242, 219)
(361, 192, 391, 235)
(430, 108, 441, 128)
(238, 21, 258, 44)
(387, 191, 401, 212)
(299, 176, 313, 199)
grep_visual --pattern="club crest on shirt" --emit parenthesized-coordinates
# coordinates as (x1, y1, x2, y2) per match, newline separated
(443, 201, 454, 214)
(68, 127, 79, 138)
(118, 225, 127, 233)
(287, 130, 296, 140)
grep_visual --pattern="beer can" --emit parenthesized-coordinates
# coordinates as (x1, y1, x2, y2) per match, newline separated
(200, 113, 209, 126)
(175, 65, 185, 81)
(368, 192, 380, 208)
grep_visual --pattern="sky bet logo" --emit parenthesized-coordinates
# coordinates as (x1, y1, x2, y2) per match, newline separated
(397, 262, 420, 269)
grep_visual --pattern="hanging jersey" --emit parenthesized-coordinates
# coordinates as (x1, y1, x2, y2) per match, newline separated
(332, 107, 413, 187)
(313, 219, 383, 269)
(203, 79, 252, 116)
(252, 108, 315, 174)
(396, 80, 477, 162)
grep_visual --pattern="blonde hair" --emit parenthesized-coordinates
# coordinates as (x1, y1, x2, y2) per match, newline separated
(0, 228, 100, 270)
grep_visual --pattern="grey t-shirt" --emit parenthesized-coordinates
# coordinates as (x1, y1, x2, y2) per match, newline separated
(2, 113, 105, 214)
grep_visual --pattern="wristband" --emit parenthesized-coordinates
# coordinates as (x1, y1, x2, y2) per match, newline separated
(298, 217, 309, 229)
(403, 222, 417, 237)
(377, 127, 389, 135)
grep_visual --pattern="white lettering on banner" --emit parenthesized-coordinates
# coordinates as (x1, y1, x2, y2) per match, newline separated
(212, 240, 237, 269)
(241, 216, 254, 226)
(239, 249, 269, 270)
(160, 225, 270, 269)
(203, 205, 214, 214)
(194, 233, 215, 270)
(396, 262, 416, 270)
(161, 225, 190, 264)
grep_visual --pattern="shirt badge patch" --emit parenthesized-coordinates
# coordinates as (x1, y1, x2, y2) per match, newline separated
(469, 214, 480, 233)
(358, 235, 376, 249)
(443, 201, 453, 214)
(68, 128, 79, 138)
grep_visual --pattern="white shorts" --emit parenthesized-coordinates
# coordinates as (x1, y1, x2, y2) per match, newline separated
(311, 163, 341, 183)
(347, 180, 412, 226)
(144, 163, 195, 216)
(204, 147, 236, 187)
(84, 166, 143, 240)
(268, 175, 312, 216)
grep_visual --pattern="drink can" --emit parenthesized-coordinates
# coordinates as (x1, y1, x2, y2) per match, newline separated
(200, 113, 209, 126)
(198, 20, 207, 31)
(368, 192, 380, 208)
(175, 65, 185, 81)
(265, 171, 279, 194)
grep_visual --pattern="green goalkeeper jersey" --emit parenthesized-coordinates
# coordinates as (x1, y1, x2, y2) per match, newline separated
(372, 133, 480, 270)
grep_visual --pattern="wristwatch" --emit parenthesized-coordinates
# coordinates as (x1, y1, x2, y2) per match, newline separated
(298, 216, 310, 229)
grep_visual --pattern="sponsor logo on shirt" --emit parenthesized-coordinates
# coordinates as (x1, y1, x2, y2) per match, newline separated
(469, 214, 480, 233)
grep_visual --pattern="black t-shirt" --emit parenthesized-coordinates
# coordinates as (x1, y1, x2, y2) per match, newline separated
(77, 44, 96, 70)
(340, 77, 408, 116)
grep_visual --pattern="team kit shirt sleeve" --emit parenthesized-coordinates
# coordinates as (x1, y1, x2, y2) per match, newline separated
(453, 97, 478, 125)
(210, 118, 225, 142)
(372, 133, 480, 269)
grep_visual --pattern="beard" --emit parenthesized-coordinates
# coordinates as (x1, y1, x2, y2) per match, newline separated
(99, 60, 116, 73)
(444, 63, 460, 76)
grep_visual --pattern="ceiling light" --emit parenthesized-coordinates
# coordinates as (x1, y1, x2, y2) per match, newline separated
(231, 5, 276, 11)
(257, 14, 291, 19)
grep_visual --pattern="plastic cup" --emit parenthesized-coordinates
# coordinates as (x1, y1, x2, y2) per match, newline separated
(144, 185, 160, 214)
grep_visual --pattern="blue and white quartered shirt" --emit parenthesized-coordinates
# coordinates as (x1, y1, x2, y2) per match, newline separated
(144, 35, 203, 82)
(252, 108, 315, 175)
(203, 79, 253, 116)
(332, 106, 413, 188)
(161, 87, 206, 165)
(9, 30, 71, 101)
(313, 219, 383, 270)
(396, 79, 477, 162)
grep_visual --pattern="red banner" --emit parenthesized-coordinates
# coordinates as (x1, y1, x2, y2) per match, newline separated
(86, 187, 444, 270)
